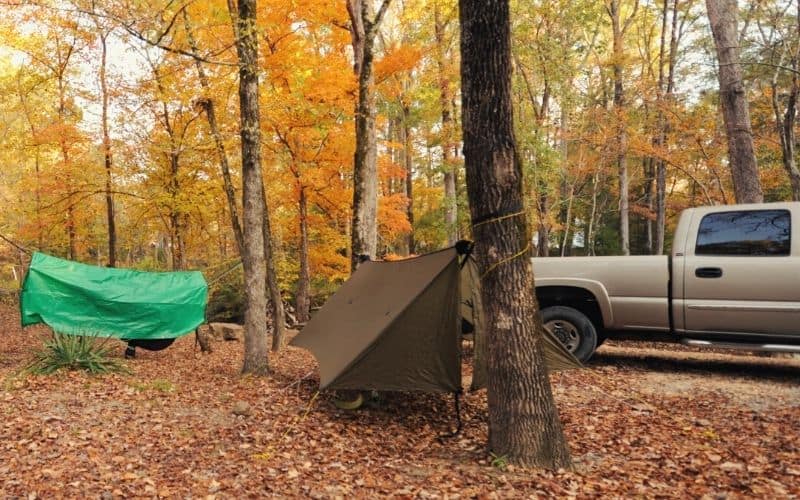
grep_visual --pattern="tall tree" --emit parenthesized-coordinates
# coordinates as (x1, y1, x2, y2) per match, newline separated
(347, 0, 392, 270)
(435, 2, 458, 246)
(231, 0, 269, 374)
(459, 0, 572, 468)
(706, 0, 763, 203)
(94, 19, 117, 267)
(183, 9, 244, 253)
(607, 0, 638, 255)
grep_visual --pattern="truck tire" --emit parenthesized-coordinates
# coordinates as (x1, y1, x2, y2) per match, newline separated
(540, 306, 598, 363)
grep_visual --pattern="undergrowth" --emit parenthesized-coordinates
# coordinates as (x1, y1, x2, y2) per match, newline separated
(24, 332, 129, 375)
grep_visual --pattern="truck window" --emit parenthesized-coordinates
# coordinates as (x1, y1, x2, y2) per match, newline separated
(695, 209, 791, 256)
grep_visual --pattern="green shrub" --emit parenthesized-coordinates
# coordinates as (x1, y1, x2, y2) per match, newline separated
(25, 333, 130, 375)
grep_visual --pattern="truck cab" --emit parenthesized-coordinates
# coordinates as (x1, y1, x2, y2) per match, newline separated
(533, 202, 800, 362)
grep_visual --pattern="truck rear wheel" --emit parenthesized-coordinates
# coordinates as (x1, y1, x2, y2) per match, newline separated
(540, 306, 598, 363)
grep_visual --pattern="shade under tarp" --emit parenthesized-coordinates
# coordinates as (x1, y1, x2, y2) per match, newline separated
(291, 244, 581, 394)
(20, 252, 207, 340)
(291, 248, 461, 392)
(461, 256, 582, 391)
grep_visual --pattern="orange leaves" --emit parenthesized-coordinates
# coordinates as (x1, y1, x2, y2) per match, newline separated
(375, 44, 423, 84)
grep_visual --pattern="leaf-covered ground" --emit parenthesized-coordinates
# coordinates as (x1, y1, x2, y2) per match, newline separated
(1, 303, 799, 498)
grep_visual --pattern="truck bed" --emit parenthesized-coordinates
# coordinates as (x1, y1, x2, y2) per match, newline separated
(533, 256, 670, 331)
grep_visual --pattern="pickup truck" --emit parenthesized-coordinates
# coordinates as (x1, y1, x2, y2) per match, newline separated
(534, 202, 800, 362)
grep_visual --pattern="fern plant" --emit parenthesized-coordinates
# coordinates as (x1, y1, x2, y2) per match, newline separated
(25, 332, 129, 375)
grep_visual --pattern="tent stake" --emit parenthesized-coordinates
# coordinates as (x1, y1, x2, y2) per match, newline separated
(438, 390, 463, 441)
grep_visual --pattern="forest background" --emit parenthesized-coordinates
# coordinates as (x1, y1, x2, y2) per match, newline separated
(0, 0, 797, 317)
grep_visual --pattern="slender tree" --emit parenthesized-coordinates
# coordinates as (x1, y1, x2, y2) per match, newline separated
(606, 0, 638, 255)
(459, 0, 572, 468)
(347, 0, 392, 270)
(231, 0, 269, 374)
(706, 0, 763, 203)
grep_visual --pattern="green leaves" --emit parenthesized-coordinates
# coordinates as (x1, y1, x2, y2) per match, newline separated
(24, 332, 129, 376)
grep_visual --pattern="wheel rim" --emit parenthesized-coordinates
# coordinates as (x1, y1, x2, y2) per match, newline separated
(544, 319, 580, 352)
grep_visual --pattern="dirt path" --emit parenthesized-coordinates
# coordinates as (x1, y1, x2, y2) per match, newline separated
(1, 304, 798, 497)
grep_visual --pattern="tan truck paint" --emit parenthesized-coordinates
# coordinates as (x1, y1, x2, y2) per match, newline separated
(534, 201, 800, 344)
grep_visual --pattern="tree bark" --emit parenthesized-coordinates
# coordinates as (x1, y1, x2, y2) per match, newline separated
(348, 0, 392, 271)
(55, 37, 77, 260)
(608, 0, 636, 255)
(184, 10, 245, 253)
(232, 0, 269, 375)
(435, 4, 457, 246)
(706, 0, 763, 203)
(770, 1, 800, 201)
(459, 0, 572, 469)
(262, 184, 286, 352)
(296, 186, 311, 323)
(99, 31, 116, 267)
(402, 103, 415, 254)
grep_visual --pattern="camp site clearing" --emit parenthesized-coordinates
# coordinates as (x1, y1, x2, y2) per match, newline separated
(1, 304, 798, 497)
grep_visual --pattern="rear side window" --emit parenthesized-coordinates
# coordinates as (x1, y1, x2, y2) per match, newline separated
(695, 209, 791, 256)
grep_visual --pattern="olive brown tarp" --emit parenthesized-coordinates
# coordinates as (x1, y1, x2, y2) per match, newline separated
(290, 246, 580, 393)
(20, 252, 208, 340)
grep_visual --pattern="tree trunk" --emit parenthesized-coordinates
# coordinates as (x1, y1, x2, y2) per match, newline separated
(348, 0, 392, 270)
(232, 0, 269, 375)
(56, 55, 76, 260)
(609, 0, 633, 255)
(99, 31, 116, 267)
(536, 189, 549, 257)
(402, 103, 415, 254)
(436, 4, 457, 246)
(296, 186, 311, 323)
(706, 0, 763, 203)
(184, 10, 244, 252)
(771, 2, 800, 201)
(262, 184, 286, 352)
(459, 0, 572, 469)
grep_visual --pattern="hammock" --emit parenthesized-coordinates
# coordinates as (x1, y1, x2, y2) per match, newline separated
(20, 252, 208, 345)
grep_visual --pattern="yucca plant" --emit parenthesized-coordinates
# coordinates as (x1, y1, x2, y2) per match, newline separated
(25, 332, 130, 375)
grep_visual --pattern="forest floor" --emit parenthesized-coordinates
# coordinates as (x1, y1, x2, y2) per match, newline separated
(1, 302, 799, 498)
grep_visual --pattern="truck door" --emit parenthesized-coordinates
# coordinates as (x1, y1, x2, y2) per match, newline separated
(683, 208, 800, 336)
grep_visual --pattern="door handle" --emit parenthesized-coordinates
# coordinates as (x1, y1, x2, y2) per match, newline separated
(695, 267, 723, 278)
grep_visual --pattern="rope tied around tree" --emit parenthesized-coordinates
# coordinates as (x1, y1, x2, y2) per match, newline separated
(469, 210, 532, 279)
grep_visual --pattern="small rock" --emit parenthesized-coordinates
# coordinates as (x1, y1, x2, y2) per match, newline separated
(232, 401, 251, 416)
(100, 492, 113, 500)
(209, 322, 244, 341)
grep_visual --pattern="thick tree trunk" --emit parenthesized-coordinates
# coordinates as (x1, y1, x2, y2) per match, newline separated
(436, 4, 457, 246)
(233, 0, 269, 375)
(184, 10, 245, 252)
(99, 32, 116, 267)
(459, 0, 572, 469)
(348, 0, 392, 270)
(706, 0, 763, 203)
(296, 187, 311, 323)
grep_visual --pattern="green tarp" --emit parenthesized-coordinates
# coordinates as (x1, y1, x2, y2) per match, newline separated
(20, 252, 207, 339)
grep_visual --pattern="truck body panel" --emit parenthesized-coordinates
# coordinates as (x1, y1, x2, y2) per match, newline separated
(534, 202, 800, 355)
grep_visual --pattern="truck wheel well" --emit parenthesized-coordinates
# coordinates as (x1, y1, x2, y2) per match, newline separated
(535, 286, 604, 332)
